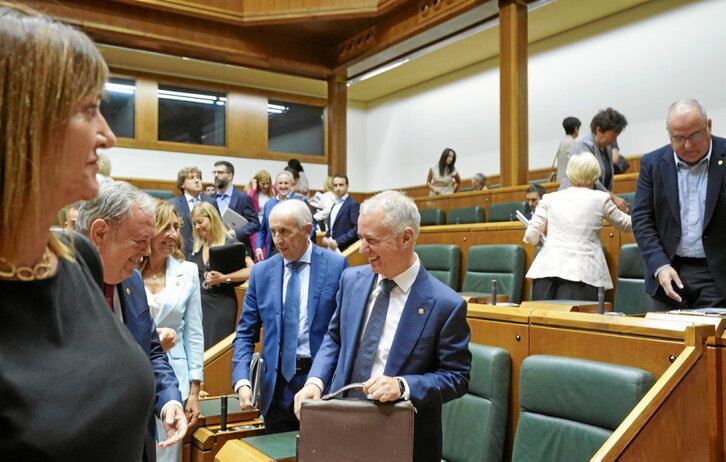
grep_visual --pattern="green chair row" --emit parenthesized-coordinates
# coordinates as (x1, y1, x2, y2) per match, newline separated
(419, 202, 530, 227)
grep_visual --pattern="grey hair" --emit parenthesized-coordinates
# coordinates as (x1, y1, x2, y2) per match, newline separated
(667, 98, 708, 127)
(360, 190, 420, 239)
(473, 172, 486, 186)
(269, 198, 312, 228)
(76, 180, 155, 235)
(276, 170, 294, 183)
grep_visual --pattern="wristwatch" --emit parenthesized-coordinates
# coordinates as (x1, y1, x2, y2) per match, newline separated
(396, 378, 406, 398)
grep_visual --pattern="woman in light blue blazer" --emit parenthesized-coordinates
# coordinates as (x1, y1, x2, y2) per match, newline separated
(141, 200, 204, 462)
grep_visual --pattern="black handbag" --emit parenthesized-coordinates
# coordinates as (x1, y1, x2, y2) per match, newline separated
(208, 241, 247, 275)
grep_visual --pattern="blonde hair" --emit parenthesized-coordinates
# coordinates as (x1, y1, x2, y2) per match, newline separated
(0, 3, 108, 259)
(322, 176, 334, 193)
(191, 201, 227, 253)
(566, 152, 601, 187)
(156, 200, 184, 261)
(97, 153, 112, 177)
(252, 170, 274, 195)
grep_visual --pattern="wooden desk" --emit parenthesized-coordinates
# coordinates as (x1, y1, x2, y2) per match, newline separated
(215, 431, 297, 462)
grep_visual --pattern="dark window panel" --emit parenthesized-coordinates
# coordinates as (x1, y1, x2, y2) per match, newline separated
(158, 84, 226, 146)
(268, 99, 324, 156)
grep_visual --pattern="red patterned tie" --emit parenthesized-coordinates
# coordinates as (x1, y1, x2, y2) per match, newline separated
(103, 284, 115, 312)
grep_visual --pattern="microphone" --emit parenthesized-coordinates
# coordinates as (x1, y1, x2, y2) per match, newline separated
(491, 279, 498, 306)
(220, 395, 228, 432)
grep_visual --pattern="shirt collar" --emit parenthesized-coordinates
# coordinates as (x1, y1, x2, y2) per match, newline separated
(376, 254, 420, 294)
(674, 142, 712, 168)
(337, 193, 349, 203)
(184, 192, 199, 202)
(283, 240, 312, 267)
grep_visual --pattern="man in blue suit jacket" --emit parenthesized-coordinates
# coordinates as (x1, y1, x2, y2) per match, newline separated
(213, 160, 260, 251)
(168, 166, 219, 259)
(295, 191, 471, 462)
(232, 199, 348, 433)
(254, 170, 314, 260)
(322, 174, 360, 252)
(78, 180, 186, 462)
(633, 99, 726, 309)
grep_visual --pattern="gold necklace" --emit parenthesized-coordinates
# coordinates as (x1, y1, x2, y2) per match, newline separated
(151, 272, 164, 281)
(0, 247, 53, 281)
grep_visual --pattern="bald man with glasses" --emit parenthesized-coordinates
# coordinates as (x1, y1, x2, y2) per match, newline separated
(632, 98, 726, 310)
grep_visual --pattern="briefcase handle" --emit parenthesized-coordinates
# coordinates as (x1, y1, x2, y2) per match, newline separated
(321, 382, 366, 400)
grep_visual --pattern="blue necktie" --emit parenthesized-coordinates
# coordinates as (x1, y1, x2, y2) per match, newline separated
(348, 278, 397, 396)
(281, 261, 302, 382)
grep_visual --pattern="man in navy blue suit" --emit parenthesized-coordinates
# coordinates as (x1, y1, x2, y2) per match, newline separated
(633, 99, 726, 310)
(322, 174, 360, 253)
(232, 199, 348, 433)
(168, 166, 218, 259)
(295, 191, 471, 462)
(77, 180, 186, 462)
(212, 160, 260, 251)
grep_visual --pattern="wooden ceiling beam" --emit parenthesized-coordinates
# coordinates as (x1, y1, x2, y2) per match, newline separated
(26, 0, 337, 80)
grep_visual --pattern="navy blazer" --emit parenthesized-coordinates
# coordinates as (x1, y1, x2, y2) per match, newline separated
(226, 188, 260, 250)
(119, 271, 182, 416)
(308, 264, 471, 462)
(231, 244, 348, 416)
(325, 196, 360, 251)
(168, 193, 219, 260)
(632, 135, 726, 299)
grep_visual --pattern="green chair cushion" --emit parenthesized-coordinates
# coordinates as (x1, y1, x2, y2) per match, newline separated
(488, 201, 527, 223)
(512, 355, 654, 462)
(144, 189, 174, 200)
(461, 245, 525, 303)
(420, 208, 446, 226)
(415, 244, 461, 290)
(614, 244, 650, 314)
(442, 344, 510, 462)
(447, 206, 485, 225)
(242, 431, 297, 460)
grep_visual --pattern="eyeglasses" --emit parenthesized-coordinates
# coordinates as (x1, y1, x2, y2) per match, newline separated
(212, 170, 228, 175)
(669, 127, 708, 144)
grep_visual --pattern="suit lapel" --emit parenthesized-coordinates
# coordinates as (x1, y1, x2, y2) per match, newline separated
(306, 246, 325, 327)
(228, 188, 239, 211)
(384, 266, 434, 376)
(705, 138, 726, 228)
(660, 147, 681, 225)
(344, 271, 377, 371)
(333, 197, 351, 233)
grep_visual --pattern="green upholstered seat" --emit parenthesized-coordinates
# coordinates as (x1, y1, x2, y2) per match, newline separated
(442, 344, 510, 462)
(512, 355, 654, 462)
(447, 206, 485, 225)
(143, 189, 174, 200)
(617, 192, 636, 210)
(614, 244, 651, 314)
(416, 244, 461, 290)
(461, 244, 525, 303)
(488, 201, 527, 223)
(420, 208, 446, 226)
(241, 431, 297, 460)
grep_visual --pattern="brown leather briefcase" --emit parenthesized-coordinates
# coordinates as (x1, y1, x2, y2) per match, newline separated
(298, 384, 414, 461)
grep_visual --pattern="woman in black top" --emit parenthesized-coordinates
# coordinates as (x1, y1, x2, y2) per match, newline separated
(0, 4, 155, 460)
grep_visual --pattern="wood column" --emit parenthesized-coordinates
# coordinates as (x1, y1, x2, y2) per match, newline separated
(499, 0, 528, 187)
(327, 73, 347, 176)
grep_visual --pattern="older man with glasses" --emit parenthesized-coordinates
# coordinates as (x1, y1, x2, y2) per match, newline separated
(632, 98, 726, 310)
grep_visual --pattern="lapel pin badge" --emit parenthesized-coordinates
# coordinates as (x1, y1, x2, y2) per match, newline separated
(418, 308, 425, 315)
(719, 160, 723, 166)
(125, 288, 131, 295)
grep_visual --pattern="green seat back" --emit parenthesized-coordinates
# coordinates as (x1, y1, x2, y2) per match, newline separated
(442, 344, 510, 462)
(420, 208, 446, 226)
(617, 192, 636, 210)
(447, 206, 485, 225)
(512, 355, 654, 462)
(488, 201, 527, 223)
(461, 245, 525, 303)
(614, 244, 650, 314)
(415, 244, 461, 290)
(144, 189, 174, 200)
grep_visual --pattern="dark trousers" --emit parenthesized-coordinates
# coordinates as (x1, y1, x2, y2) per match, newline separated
(532, 277, 598, 301)
(264, 362, 310, 434)
(651, 256, 726, 311)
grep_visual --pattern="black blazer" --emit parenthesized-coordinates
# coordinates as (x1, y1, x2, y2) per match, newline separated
(325, 196, 360, 251)
(632, 135, 726, 299)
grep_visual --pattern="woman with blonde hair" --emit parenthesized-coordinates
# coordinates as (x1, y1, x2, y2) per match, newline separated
(0, 3, 155, 458)
(141, 200, 204, 462)
(246, 170, 277, 249)
(524, 152, 632, 300)
(190, 201, 254, 349)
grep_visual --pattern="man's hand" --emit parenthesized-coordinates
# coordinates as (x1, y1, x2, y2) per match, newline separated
(363, 375, 401, 403)
(254, 248, 265, 262)
(611, 194, 629, 213)
(328, 239, 338, 251)
(238, 385, 254, 410)
(158, 403, 188, 448)
(294, 383, 321, 420)
(657, 265, 684, 303)
(156, 328, 177, 352)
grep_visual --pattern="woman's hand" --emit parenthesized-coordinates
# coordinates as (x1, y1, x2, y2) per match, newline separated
(156, 327, 177, 352)
(204, 270, 228, 287)
(226, 225, 236, 239)
(185, 390, 201, 427)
